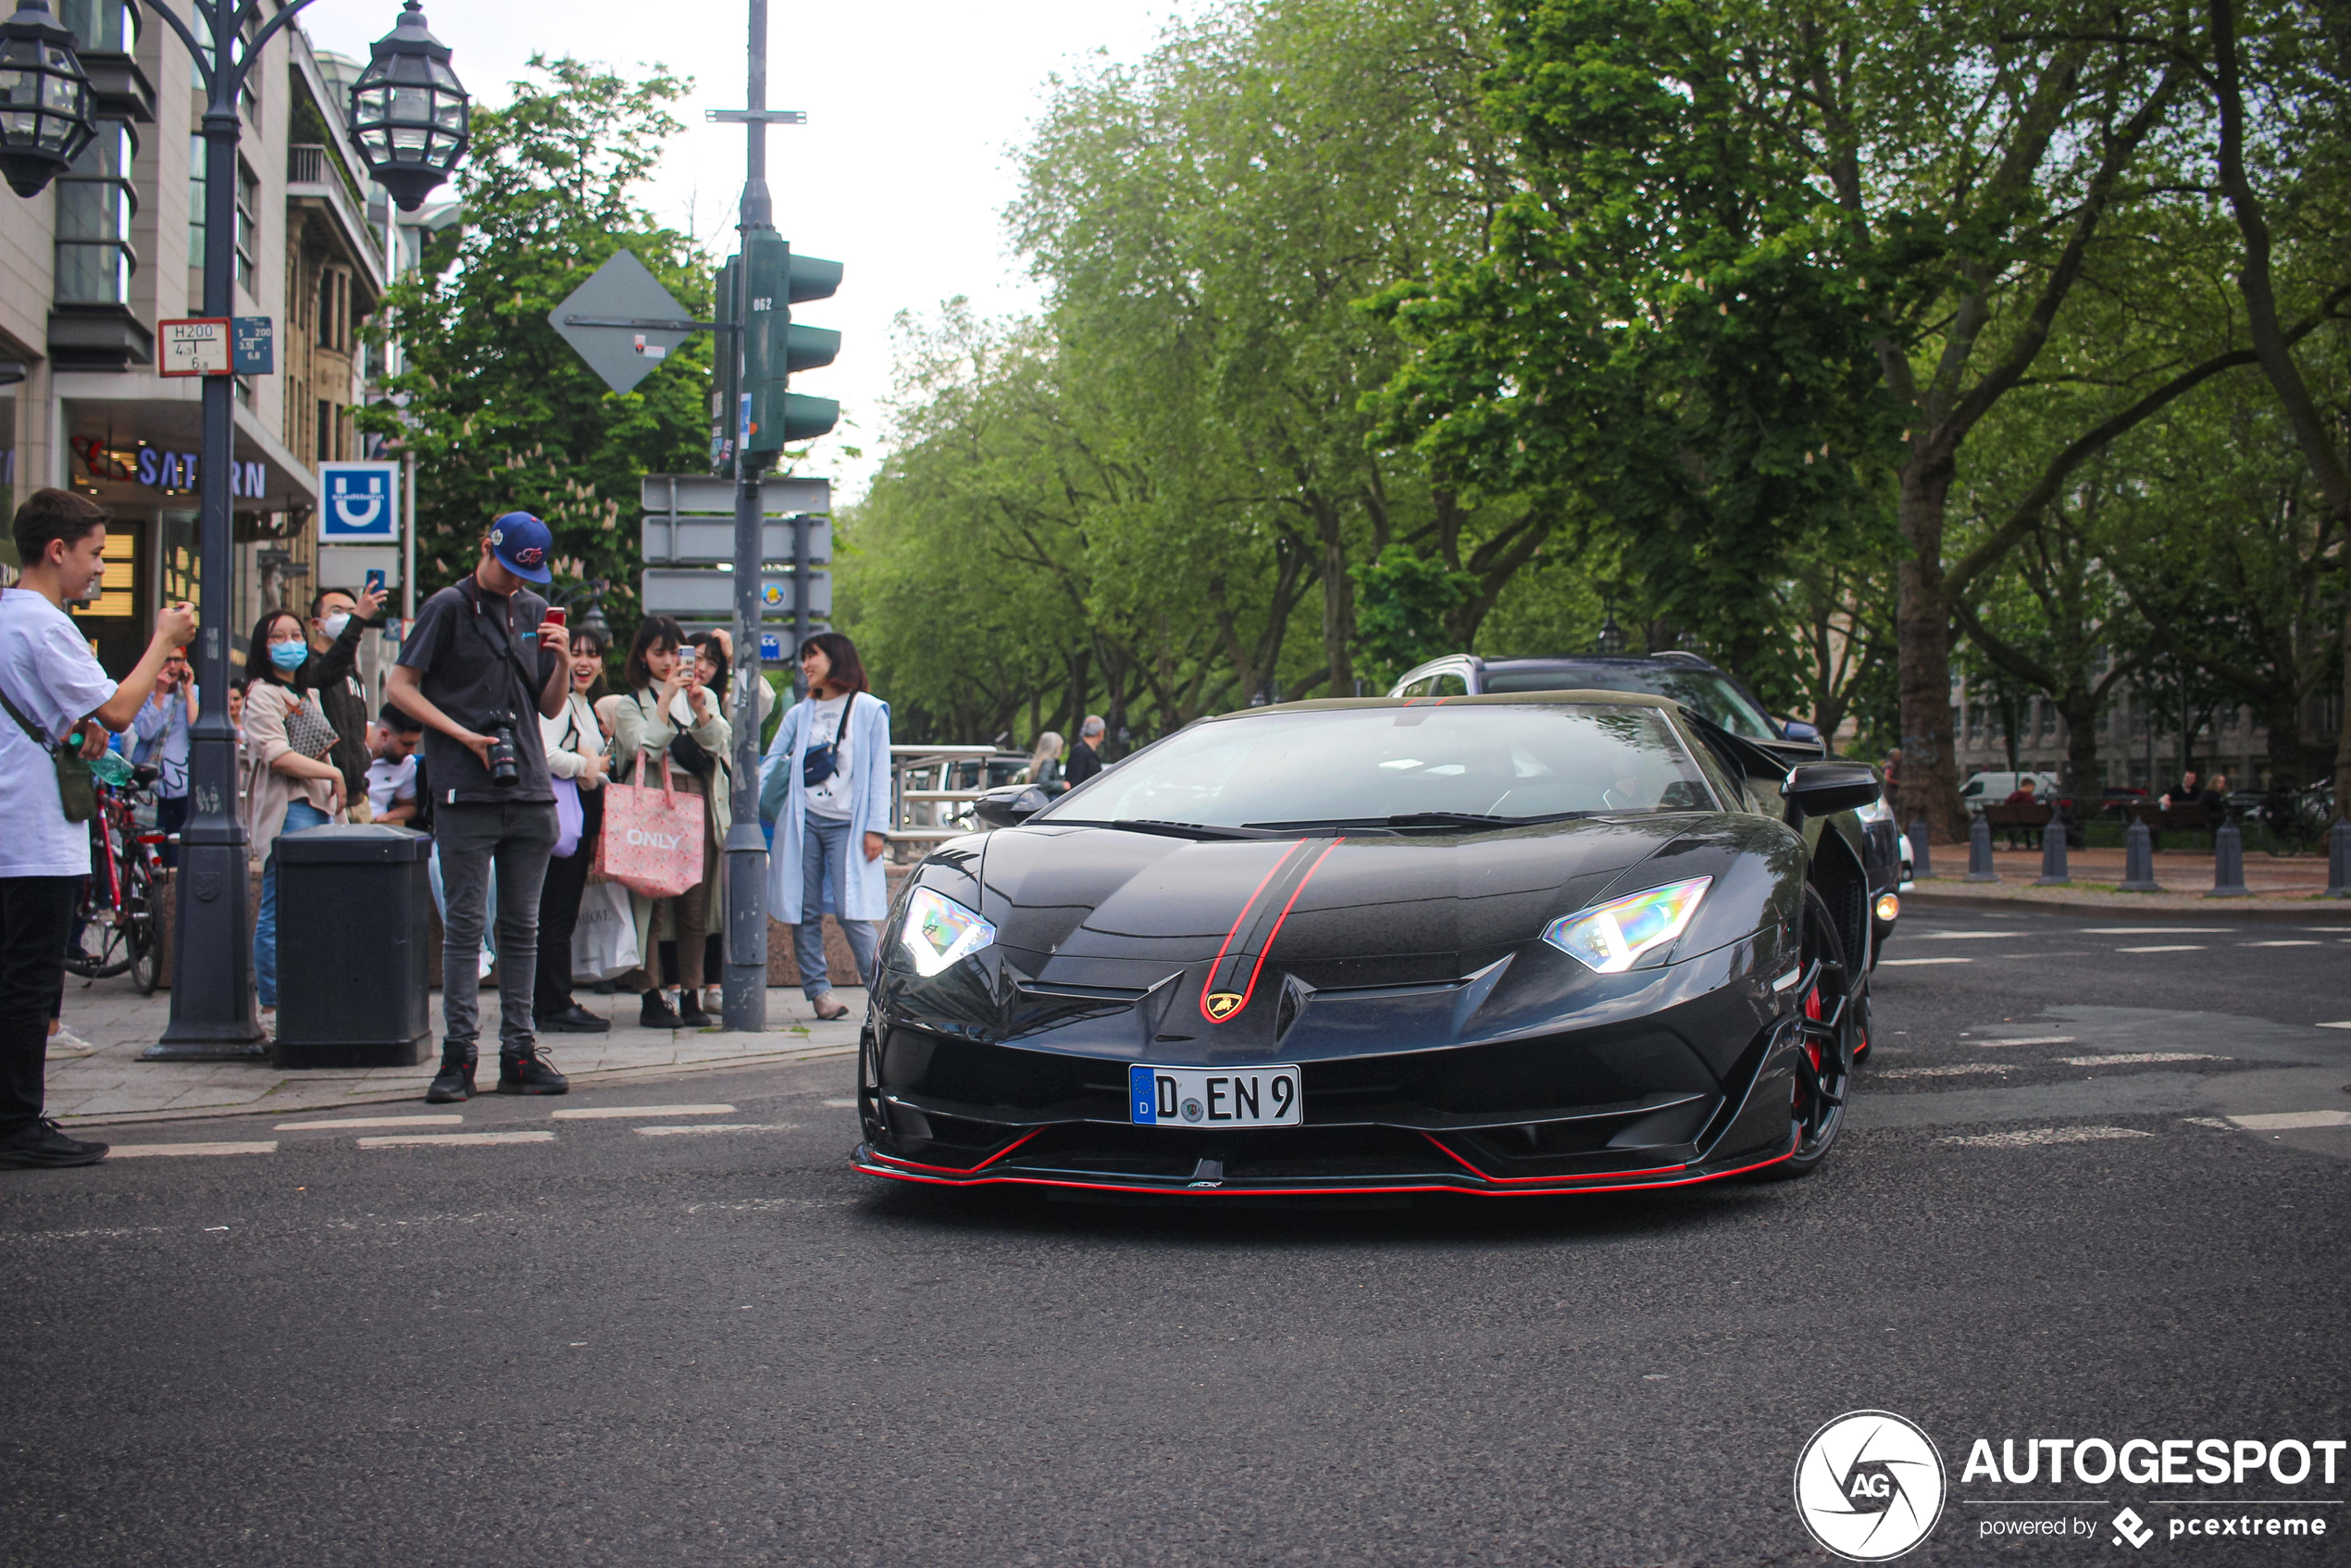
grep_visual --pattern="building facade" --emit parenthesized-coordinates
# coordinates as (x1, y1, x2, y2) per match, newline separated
(1948, 673, 2344, 793)
(0, 0, 398, 679)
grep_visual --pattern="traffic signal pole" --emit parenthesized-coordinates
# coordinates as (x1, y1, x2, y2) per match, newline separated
(721, 0, 776, 1034)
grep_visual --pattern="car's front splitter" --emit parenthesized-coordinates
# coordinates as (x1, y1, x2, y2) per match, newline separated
(849, 1129, 1798, 1199)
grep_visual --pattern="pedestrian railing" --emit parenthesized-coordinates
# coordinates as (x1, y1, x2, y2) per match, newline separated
(887, 744, 1008, 845)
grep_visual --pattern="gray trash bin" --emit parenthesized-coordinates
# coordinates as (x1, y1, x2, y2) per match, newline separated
(273, 824, 433, 1068)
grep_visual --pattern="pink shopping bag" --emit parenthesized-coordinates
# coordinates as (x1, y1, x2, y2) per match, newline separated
(594, 752, 706, 899)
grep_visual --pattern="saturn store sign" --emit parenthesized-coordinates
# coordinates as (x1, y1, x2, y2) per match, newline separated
(70, 437, 269, 498)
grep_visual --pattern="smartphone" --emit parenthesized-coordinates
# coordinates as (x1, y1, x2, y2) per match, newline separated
(545, 606, 568, 627)
(364, 568, 386, 596)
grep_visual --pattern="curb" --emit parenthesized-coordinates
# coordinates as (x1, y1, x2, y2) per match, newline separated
(1904, 888, 2351, 924)
(56, 1042, 860, 1130)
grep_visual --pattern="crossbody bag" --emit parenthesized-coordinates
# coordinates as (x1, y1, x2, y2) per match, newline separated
(802, 690, 855, 789)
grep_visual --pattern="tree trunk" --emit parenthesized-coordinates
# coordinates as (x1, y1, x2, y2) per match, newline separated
(2057, 691, 2103, 815)
(1320, 515, 1353, 699)
(1894, 456, 1968, 840)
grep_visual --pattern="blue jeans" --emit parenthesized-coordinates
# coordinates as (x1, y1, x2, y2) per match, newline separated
(254, 800, 330, 1008)
(795, 815, 877, 1001)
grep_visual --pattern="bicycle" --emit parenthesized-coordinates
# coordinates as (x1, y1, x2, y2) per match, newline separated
(65, 763, 169, 994)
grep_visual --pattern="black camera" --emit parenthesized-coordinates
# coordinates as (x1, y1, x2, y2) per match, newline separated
(483, 711, 521, 788)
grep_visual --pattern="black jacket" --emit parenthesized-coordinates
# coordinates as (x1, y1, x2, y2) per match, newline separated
(1064, 740, 1102, 788)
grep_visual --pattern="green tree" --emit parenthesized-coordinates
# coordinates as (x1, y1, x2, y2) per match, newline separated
(358, 56, 711, 624)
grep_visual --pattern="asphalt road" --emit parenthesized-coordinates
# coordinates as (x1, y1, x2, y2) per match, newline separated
(2, 908, 2346, 1567)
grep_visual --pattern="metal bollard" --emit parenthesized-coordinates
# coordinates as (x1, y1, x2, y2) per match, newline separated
(2034, 815, 2071, 886)
(2327, 819, 2351, 900)
(1908, 819, 1932, 879)
(2118, 819, 2163, 892)
(2206, 817, 2252, 898)
(1964, 815, 1998, 882)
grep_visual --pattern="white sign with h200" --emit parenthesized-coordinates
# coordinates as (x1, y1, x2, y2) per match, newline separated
(317, 461, 401, 541)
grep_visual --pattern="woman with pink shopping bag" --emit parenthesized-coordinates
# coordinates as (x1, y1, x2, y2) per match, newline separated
(602, 616, 729, 1027)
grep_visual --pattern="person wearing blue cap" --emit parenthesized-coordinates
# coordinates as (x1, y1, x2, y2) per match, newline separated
(387, 513, 576, 1100)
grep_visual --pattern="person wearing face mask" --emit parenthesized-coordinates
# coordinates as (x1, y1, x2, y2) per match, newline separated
(242, 608, 347, 1025)
(298, 583, 389, 808)
(535, 627, 612, 1033)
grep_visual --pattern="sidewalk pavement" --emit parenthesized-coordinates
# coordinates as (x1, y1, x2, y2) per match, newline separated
(47, 975, 864, 1129)
(1907, 842, 2350, 918)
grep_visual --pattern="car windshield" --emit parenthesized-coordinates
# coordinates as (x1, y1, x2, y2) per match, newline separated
(1479, 663, 1777, 740)
(1045, 704, 1716, 828)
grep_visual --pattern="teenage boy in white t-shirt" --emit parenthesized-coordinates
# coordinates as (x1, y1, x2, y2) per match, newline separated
(0, 489, 194, 1168)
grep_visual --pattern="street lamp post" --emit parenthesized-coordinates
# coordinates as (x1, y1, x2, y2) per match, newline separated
(1, 0, 466, 1056)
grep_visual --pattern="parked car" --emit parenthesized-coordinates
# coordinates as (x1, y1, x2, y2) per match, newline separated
(1959, 770, 2064, 815)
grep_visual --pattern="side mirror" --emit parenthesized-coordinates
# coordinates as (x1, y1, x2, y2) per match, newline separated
(1779, 719, 1821, 744)
(1781, 762, 1882, 825)
(974, 784, 1051, 829)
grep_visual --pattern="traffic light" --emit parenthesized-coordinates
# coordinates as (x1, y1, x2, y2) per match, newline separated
(740, 236, 841, 457)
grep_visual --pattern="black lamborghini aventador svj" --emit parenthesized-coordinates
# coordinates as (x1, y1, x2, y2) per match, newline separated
(852, 691, 1885, 1198)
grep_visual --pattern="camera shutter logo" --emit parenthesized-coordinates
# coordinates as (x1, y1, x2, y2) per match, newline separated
(1793, 1411, 1947, 1561)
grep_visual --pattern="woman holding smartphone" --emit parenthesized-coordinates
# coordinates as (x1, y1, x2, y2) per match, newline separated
(241, 608, 344, 1022)
(609, 616, 729, 1027)
(535, 624, 611, 1032)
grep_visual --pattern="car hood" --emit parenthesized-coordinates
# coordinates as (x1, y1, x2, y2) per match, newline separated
(971, 816, 1697, 987)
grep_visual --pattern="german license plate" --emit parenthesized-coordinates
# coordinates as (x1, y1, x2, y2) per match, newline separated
(1129, 1064, 1300, 1127)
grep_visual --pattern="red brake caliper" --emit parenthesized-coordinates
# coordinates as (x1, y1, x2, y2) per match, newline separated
(1797, 983, 1824, 1114)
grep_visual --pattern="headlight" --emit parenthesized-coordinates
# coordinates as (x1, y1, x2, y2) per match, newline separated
(899, 887, 997, 977)
(1541, 876, 1711, 973)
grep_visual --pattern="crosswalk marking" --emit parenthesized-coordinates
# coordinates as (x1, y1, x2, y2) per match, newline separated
(550, 1104, 737, 1120)
(2115, 944, 2203, 952)
(1942, 1126, 2153, 1148)
(2057, 1052, 2227, 1066)
(2228, 1111, 2351, 1131)
(355, 1131, 556, 1149)
(275, 1114, 463, 1131)
(634, 1123, 798, 1137)
(107, 1140, 279, 1159)
(1880, 956, 1972, 966)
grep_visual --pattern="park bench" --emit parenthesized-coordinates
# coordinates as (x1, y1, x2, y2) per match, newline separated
(2121, 801, 2210, 833)
(1979, 801, 2054, 850)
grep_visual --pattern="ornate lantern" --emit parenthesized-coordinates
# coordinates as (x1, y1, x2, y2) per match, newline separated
(349, 0, 468, 213)
(0, 0, 96, 199)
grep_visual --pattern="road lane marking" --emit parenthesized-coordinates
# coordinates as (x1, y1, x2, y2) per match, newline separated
(550, 1104, 736, 1120)
(2228, 1110, 2351, 1131)
(2237, 940, 2321, 947)
(1941, 1126, 2154, 1148)
(1878, 1064, 2012, 1079)
(2081, 927, 2229, 934)
(275, 1114, 463, 1131)
(106, 1141, 279, 1159)
(355, 1131, 556, 1149)
(2057, 1052, 2228, 1066)
(2316, 1021, 2351, 1030)
(633, 1123, 799, 1137)
(820, 1098, 858, 1108)
(2181, 1117, 2233, 1129)
(1879, 957, 1974, 966)
(1970, 1036, 2075, 1047)
(1915, 932, 2019, 940)
(2114, 944, 2204, 952)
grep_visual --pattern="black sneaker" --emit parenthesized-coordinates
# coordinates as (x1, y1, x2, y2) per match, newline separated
(496, 1045, 569, 1096)
(425, 1041, 478, 1103)
(678, 990, 709, 1027)
(538, 1004, 610, 1034)
(0, 1118, 109, 1169)
(639, 989, 682, 1029)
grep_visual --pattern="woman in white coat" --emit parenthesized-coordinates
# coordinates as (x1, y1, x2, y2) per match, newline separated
(759, 631, 891, 1021)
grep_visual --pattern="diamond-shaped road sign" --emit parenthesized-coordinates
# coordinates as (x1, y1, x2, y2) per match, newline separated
(548, 251, 697, 396)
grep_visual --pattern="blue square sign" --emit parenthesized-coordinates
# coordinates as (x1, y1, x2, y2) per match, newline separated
(317, 461, 400, 541)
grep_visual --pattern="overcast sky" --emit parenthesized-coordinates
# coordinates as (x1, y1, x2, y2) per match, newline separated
(298, 0, 1196, 496)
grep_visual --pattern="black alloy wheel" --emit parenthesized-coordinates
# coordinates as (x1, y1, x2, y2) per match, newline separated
(1762, 884, 1859, 1179)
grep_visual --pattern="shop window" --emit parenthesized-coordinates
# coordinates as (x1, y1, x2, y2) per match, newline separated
(76, 525, 139, 619)
(56, 121, 137, 305)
